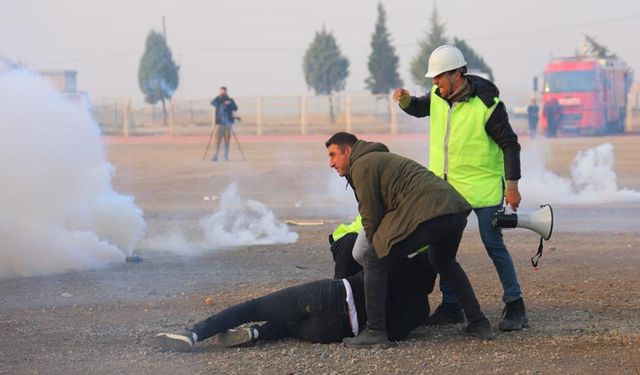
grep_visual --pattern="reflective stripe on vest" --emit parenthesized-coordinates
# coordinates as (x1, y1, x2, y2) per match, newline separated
(428, 85, 504, 208)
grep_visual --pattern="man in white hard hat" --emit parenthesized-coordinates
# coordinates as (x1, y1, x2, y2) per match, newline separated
(393, 45, 527, 331)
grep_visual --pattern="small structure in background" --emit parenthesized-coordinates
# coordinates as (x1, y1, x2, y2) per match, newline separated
(38, 69, 91, 108)
(39, 69, 77, 92)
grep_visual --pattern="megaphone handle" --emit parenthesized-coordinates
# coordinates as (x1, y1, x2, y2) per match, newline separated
(530, 237, 544, 267)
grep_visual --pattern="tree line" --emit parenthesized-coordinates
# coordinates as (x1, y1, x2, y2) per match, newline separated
(137, 3, 493, 124)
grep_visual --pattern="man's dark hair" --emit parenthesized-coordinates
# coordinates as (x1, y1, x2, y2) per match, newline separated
(446, 66, 467, 77)
(325, 132, 358, 151)
(220, 86, 227, 91)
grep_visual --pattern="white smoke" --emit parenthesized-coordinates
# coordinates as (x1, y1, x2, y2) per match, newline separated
(521, 141, 640, 205)
(145, 183, 298, 254)
(0, 69, 145, 278)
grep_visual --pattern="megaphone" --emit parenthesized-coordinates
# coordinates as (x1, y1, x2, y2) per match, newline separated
(492, 204, 554, 240)
(492, 204, 554, 267)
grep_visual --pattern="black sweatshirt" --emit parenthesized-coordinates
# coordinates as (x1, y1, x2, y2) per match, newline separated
(401, 74, 521, 181)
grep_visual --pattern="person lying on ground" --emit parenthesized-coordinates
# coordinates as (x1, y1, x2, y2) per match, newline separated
(156, 234, 435, 351)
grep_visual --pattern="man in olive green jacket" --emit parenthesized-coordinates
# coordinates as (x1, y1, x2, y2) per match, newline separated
(325, 132, 495, 347)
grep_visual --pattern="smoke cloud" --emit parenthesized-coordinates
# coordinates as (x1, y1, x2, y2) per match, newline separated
(520, 141, 640, 205)
(144, 183, 298, 254)
(0, 69, 145, 278)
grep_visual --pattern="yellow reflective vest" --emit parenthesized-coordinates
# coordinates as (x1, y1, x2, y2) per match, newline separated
(331, 215, 363, 243)
(428, 85, 505, 208)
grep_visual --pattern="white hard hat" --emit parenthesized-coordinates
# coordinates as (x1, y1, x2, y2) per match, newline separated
(424, 45, 467, 78)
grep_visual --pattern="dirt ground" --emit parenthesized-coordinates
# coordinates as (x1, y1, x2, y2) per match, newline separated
(1, 133, 640, 374)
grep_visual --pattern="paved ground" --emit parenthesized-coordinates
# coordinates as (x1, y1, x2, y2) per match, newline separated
(1, 133, 640, 374)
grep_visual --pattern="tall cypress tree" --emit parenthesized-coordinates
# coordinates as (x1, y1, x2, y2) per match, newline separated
(365, 3, 403, 95)
(138, 30, 179, 126)
(453, 37, 494, 81)
(410, 4, 448, 90)
(303, 27, 350, 123)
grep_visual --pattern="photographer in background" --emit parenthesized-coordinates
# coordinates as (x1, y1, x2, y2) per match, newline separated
(210, 86, 238, 161)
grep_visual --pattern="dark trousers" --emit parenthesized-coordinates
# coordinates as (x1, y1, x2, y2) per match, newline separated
(213, 124, 231, 159)
(364, 211, 485, 330)
(546, 121, 558, 138)
(190, 279, 352, 344)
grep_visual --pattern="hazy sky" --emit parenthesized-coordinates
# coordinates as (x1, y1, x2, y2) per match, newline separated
(2, 0, 639, 102)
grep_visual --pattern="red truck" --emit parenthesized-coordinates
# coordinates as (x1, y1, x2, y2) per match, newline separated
(541, 56, 633, 135)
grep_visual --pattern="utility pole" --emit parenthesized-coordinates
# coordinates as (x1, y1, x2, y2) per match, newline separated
(162, 16, 167, 40)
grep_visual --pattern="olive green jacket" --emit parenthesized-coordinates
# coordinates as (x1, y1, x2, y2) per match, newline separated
(347, 140, 471, 258)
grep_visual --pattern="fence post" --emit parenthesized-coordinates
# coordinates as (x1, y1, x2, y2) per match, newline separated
(114, 100, 119, 132)
(345, 95, 352, 133)
(300, 95, 307, 135)
(256, 96, 263, 136)
(389, 94, 398, 134)
(189, 100, 194, 126)
(123, 99, 131, 137)
(169, 98, 175, 135)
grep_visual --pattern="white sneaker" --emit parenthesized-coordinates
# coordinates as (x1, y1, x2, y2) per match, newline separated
(217, 327, 254, 347)
(156, 331, 196, 352)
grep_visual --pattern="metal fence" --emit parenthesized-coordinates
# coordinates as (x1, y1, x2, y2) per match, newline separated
(92, 87, 640, 137)
(92, 93, 428, 136)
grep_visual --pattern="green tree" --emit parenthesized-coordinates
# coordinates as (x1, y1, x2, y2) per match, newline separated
(303, 27, 350, 123)
(410, 4, 448, 90)
(138, 30, 179, 126)
(453, 37, 494, 81)
(580, 34, 615, 58)
(365, 3, 403, 95)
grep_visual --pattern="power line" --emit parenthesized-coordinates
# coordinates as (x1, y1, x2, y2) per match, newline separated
(31, 13, 640, 65)
(35, 51, 140, 66)
(461, 13, 640, 43)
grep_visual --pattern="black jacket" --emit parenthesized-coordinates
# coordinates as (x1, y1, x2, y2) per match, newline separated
(210, 95, 238, 125)
(401, 75, 521, 181)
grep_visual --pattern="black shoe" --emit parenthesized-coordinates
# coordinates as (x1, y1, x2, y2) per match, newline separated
(211, 155, 219, 162)
(426, 303, 465, 326)
(499, 298, 529, 331)
(343, 328, 391, 348)
(464, 319, 496, 340)
(156, 330, 197, 352)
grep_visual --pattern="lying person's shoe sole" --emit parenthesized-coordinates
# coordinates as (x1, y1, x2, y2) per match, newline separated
(156, 333, 194, 352)
(217, 328, 254, 347)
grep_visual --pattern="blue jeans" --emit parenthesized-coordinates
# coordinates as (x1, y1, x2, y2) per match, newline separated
(441, 204, 522, 304)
